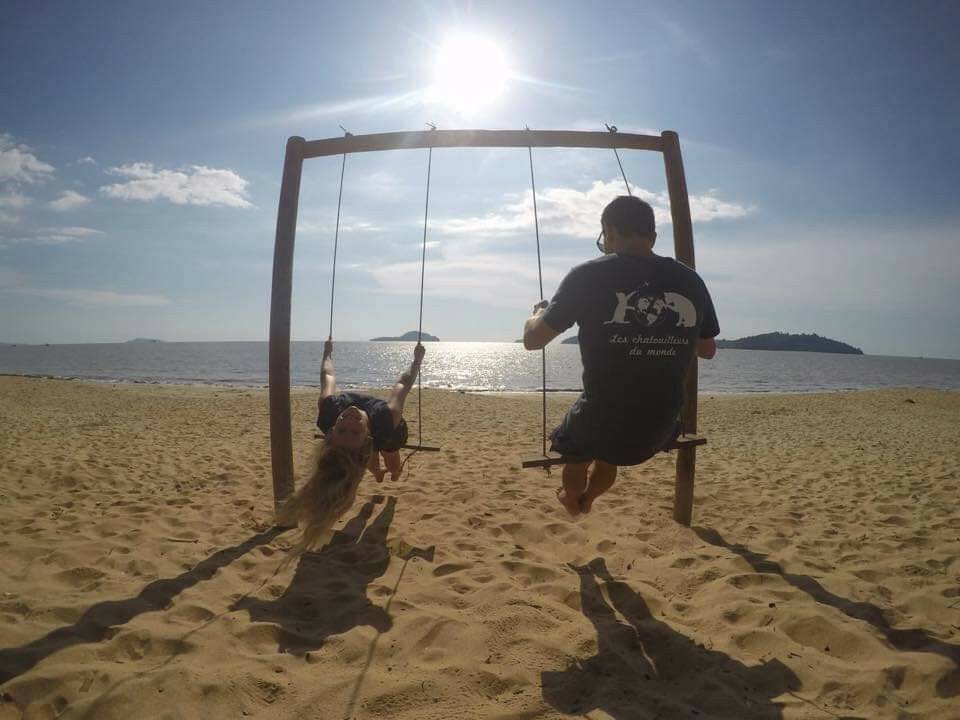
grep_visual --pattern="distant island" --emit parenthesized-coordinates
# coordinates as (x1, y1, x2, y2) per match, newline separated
(716, 332, 863, 355)
(126, 338, 165, 344)
(370, 331, 440, 342)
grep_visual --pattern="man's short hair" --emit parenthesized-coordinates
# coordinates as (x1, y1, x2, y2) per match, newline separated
(601, 196, 656, 237)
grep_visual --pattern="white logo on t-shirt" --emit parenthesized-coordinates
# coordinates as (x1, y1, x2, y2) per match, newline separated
(604, 289, 696, 328)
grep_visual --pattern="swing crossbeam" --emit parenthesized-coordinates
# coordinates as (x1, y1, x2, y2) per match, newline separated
(270, 127, 703, 527)
(302, 129, 664, 159)
(521, 435, 707, 469)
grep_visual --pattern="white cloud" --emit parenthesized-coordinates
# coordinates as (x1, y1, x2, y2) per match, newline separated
(45, 226, 100, 239)
(49, 190, 91, 212)
(77, 156, 97, 166)
(0, 191, 29, 209)
(246, 91, 425, 128)
(509, 72, 584, 94)
(99, 163, 252, 208)
(0, 210, 18, 225)
(10, 287, 170, 306)
(0, 226, 101, 248)
(366, 253, 555, 308)
(298, 215, 381, 235)
(661, 19, 716, 68)
(699, 227, 960, 314)
(353, 177, 750, 311)
(432, 179, 751, 238)
(569, 119, 662, 137)
(363, 229, 583, 308)
(351, 170, 405, 200)
(0, 265, 23, 287)
(0, 133, 55, 184)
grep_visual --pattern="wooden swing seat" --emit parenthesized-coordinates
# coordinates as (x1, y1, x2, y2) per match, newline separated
(313, 430, 440, 452)
(521, 434, 706, 469)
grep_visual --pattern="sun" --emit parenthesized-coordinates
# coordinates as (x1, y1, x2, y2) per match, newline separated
(430, 33, 510, 115)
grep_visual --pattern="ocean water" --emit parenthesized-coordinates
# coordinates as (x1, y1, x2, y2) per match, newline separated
(1, 341, 958, 394)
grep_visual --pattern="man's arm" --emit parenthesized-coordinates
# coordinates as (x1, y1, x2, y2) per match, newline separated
(697, 337, 717, 360)
(523, 301, 561, 351)
(319, 340, 336, 403)
(387, 343, 425, 422)
(697, 279, 719, 361)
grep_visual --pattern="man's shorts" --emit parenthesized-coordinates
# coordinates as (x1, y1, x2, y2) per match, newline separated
(549, 394, 680, 466)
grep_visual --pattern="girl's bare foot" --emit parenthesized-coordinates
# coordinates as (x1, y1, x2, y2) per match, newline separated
(556, 487, 582, 516)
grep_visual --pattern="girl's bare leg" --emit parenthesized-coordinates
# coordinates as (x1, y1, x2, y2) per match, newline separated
(580, 461, 617, 513)
(367, 451, 385, 483)
(382, 450, 402, 481)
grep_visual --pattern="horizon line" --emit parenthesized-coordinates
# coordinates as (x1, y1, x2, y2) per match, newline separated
(2, 339, 959, 362)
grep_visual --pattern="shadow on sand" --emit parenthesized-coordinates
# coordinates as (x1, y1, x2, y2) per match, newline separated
(694, 526, 960, 699)
(541, 558, 800, 719)
(234, 495, 433, 656)
(0, 526, 286, 685)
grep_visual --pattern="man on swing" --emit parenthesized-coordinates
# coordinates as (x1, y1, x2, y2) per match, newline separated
(523, 196, 719, 516)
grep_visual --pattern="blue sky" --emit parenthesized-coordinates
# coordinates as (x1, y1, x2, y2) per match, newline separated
(1, 0, 958, 357)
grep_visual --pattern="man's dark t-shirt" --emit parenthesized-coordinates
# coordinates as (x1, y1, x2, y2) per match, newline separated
(542, 253, 718, 464)
(317, 392, 408, 452)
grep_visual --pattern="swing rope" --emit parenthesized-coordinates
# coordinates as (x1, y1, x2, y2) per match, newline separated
(327, 127, 354, 340)
(526, 134, 548, 458)
(327, 151, 348, 340)
(606, 124, 633, 196)
(416, 126, 436, 447)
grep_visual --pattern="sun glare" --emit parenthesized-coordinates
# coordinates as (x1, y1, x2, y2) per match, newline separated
(430, 34, 509, 115)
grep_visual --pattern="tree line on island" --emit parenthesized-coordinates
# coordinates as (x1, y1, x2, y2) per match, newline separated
(370, 331, 440, 341)
(716, 332, 863, 354)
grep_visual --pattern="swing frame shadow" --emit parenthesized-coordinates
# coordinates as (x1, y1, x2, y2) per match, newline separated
(269, 128, 702, 527)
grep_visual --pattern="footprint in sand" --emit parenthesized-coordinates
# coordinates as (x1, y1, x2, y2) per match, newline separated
(432, 562, 472, 577)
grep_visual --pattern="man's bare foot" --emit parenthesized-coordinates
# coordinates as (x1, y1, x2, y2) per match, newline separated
(579, 493, 596, 514)
(556, 487, 582, 516)
(389, 471, 400, 482)
(372, 470, 385, 483)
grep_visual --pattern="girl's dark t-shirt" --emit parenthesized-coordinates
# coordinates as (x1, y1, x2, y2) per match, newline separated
(542, 253, 718, 455)
(317, 392, 406, 451)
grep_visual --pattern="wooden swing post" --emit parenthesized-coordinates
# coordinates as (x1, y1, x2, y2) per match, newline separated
(269, 136, 305, 524)
(662, 130, 699, 527)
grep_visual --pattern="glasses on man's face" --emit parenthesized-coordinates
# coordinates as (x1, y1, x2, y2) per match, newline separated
(596, 230, 606, 254)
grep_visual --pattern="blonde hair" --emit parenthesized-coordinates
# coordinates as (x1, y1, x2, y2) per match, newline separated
(283, 437, 372, 556)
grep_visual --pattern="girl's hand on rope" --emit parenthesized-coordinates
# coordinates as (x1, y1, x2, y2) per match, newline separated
(532, 300, 549, 315)
(413, 343, 426, 365)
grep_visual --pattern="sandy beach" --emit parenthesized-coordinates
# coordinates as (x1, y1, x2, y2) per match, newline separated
(0, 376, 958, 719)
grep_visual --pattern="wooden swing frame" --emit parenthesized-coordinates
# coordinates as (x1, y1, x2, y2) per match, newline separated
(269, 128, 704, 527)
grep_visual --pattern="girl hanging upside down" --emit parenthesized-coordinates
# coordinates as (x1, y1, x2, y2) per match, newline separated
(282, 340, 424, 551)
